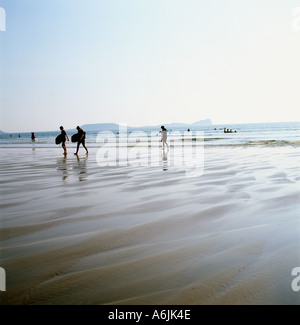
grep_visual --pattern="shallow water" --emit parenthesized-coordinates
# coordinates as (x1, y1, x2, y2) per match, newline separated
(1, 122, 300, 149)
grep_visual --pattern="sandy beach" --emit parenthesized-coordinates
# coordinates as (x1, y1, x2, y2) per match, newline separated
(0, 146, 299, 305)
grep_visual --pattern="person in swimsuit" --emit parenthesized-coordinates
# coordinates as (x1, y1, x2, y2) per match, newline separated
(60, 126, 69, 155)
(74, 126, 88, 155)
(160, 125, 169, 150)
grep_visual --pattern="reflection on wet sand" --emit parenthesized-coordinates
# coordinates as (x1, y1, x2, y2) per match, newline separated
(56, 156, 68, 180)
(75, 155, 88, 181)
(56, 155, 88, 181)
(1, 146, 300, 305)
(162, 147, 169, 171)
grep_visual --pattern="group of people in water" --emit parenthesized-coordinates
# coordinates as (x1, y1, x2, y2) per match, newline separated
(58, 126, 88, 156)
(223, 128, 237, 133)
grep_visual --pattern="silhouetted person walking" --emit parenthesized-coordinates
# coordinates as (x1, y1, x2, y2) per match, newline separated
(60, 126, 69, 155)
(74, 126, 88, 155)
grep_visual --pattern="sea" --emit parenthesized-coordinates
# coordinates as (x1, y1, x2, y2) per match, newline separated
(0, 122, 299, 149)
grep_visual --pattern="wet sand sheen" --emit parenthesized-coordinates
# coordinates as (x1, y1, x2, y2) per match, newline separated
(0, 147, 299, 305)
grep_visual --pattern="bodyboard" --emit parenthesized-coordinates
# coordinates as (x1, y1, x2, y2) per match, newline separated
(71, 133, 80, 143)
(55, 134, 64, 145)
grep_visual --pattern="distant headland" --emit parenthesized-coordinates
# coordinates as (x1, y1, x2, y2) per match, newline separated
(80, 119, 212, 131)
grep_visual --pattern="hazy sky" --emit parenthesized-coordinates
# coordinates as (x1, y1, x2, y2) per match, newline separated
(0, 0, 300, 132)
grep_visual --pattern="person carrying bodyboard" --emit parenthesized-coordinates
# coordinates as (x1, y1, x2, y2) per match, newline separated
(73, 126, 88, 155)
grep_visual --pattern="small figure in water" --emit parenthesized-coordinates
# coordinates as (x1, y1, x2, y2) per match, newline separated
(60, 126, 69, 156)
(74, 126, 88, 155)
(160, 125, 169, 150)
(31, 132, 36, 141)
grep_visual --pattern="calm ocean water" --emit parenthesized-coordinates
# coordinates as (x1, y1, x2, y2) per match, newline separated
(0, 122, 299, 148)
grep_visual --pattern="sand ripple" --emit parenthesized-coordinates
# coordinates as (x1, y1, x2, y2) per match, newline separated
(0, 147, 299, 305)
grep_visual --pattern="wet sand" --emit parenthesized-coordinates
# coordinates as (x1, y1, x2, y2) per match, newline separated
(0, 146, 299, 305)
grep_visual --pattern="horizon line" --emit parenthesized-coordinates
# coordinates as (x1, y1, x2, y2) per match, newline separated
(1, 120, 299, 134)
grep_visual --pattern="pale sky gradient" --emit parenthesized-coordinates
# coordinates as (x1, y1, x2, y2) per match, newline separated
(0, 0, 300, 132)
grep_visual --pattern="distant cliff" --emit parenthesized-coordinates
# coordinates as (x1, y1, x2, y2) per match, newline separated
(81, 119, 212, 131)
(81, 123, 120, 131)
(164, 119, 212, 128)
(192, 119, 212, 125)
